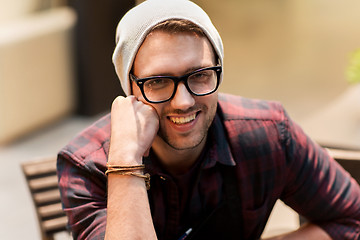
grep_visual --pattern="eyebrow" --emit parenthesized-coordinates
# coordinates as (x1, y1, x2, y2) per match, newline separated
(145, 65, 214, 78)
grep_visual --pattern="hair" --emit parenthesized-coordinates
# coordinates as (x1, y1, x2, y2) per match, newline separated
(148, 19, 219, 65)
(150, 19, 207, 37)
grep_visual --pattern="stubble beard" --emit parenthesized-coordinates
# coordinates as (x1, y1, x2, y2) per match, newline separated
(157, 103, 217, 151)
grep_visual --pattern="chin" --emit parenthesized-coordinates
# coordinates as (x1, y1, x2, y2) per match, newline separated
(160, 131, 206, 151)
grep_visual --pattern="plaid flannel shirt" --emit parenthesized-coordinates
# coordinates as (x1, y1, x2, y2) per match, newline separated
(57, 93, 360, 239)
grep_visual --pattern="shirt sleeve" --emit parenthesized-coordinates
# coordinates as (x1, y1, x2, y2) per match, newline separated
(57, 150, 107, 240)
(281, 110, 360, 239)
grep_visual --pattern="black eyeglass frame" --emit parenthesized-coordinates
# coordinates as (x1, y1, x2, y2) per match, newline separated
(130, 66, 222, 103)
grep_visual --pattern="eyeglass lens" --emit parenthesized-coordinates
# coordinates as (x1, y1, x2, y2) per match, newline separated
(143, 69, 217, 102)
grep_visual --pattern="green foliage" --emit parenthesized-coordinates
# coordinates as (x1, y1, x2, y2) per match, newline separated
(346, 49, 360, 84)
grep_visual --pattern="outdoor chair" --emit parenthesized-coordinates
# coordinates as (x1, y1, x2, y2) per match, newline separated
(326, 147, 360, 184)
(21, 157, 70, 240)
(299, 147, 360, 225)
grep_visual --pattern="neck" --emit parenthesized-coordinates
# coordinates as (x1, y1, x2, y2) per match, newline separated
(152, 135, 207, 175)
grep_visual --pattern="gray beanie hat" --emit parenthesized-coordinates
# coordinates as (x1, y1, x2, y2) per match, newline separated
(112, 0, 224, 96)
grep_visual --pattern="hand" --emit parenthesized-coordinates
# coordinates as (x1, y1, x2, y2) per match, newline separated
(108, 96, 159, 165)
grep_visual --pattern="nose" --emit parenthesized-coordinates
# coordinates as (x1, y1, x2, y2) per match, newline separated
(170, 82, 195, 110)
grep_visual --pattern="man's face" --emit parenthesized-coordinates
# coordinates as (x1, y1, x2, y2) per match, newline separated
(131, 31, 218, 151)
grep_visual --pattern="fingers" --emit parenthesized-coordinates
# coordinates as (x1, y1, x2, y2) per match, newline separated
(112, 95, 158, 119)
(109, 95, 159, 165)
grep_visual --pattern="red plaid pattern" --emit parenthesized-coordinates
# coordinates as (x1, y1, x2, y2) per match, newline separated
(57, 93, 360, 239)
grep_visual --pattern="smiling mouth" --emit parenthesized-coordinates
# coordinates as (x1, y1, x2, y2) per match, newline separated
(169, 113, 197, 124)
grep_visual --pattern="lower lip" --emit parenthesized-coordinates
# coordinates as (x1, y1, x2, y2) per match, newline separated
(167, 113, 200, 133)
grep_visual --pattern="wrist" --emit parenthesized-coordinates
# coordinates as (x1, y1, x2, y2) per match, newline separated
(105, 163, 150, 190)
(108, 152, 143, 166)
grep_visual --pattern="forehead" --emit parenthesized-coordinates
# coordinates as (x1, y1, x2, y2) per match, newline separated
(144, 29, 207, 46)
(133, 31, 215, 76)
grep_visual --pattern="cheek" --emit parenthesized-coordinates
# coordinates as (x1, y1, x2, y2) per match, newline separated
(205, 92, 218, 109)
(131, 82, 151, 106)
(205, 93, 218, 121)
(131, 81, 163, 118)
(131, 82, 142, 99)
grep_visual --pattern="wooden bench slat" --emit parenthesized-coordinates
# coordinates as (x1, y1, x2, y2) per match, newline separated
(39, 203, 65, 218)
(43, 216, 68, 232)
(29, 175, 58, 190)
(327, 148, 360, 161)
(34, 189, 61, 205)
(22, 159, 57, 176)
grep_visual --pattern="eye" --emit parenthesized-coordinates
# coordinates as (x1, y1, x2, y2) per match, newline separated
(145, 78, 172, 90)
(192, 72, 207, 79)
(189, 70, 213, 82)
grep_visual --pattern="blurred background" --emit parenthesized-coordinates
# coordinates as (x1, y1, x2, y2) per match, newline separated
(1, 0, 360, 239)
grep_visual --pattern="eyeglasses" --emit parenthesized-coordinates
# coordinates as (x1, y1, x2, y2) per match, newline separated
(130, 66, 222, 103)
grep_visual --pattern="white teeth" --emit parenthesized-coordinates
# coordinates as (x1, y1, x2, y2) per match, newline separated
(170, 113, 196, 124)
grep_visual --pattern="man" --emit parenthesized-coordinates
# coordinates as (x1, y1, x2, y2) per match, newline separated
(57, 0, 360, 239)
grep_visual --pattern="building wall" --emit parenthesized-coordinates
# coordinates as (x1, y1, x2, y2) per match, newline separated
(193, 0, 360, 122)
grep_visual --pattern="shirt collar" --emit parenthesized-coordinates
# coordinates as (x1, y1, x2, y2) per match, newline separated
(201, 111, 236, 169)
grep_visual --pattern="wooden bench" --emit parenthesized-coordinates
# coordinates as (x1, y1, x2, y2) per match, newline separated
(299, 147, 360, 225)
(21, 157, 70, 240)
(326, 148, 360, 184)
